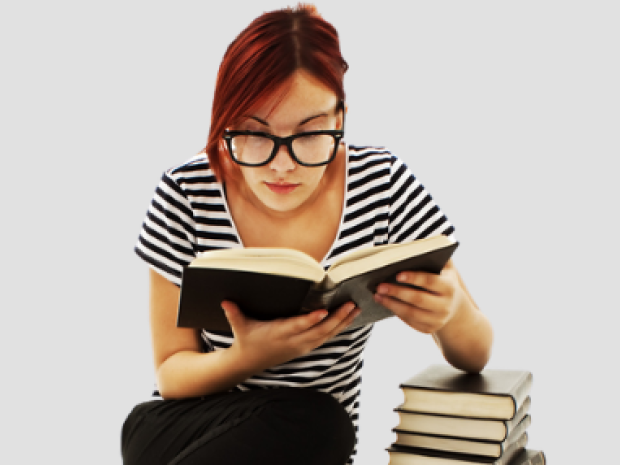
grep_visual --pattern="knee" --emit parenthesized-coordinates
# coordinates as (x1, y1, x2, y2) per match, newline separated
(121, 404, 144, 464)
(260, 388, 356, 463)
(121, 401, 164, 465)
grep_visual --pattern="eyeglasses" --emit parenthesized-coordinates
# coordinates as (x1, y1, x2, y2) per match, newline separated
(223, 102, 345, 167)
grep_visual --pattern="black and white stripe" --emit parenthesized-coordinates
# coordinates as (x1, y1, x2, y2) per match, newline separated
(135, 145, 454, 464)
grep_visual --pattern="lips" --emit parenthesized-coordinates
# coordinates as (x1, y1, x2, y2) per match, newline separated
(265, 182, 299, 194)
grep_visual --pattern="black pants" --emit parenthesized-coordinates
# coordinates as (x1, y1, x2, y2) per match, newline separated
(121, 387, 356, 465)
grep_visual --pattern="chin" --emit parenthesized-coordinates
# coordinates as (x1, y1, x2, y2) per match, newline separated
(262, 196, 304, 213)
(245, 178, 322, 214)
(257, 188, 308, 213)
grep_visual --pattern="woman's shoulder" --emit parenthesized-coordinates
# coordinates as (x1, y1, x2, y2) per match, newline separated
(164, 152, 213, 179)
(157, 152, 225, 193)
(347, 143, 392, 159)
(346, 143, 408, 166)
(346, 143, 410, 173)
(154, 152, 223, 204)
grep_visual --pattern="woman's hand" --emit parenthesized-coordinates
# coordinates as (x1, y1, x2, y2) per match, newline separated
(373, 260, 465, 334)
(221, 300, 360, 373)
(374, 259, 493, 373)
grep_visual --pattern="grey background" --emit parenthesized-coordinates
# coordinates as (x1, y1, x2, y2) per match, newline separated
(2, 1, 618, 463)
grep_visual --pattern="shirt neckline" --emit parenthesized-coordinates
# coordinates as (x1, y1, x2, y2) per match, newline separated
(216, 143, 350, 268)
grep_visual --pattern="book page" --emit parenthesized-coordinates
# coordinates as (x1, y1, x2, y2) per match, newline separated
(328, 235, 456, 284)
(189, 247, 326, 283)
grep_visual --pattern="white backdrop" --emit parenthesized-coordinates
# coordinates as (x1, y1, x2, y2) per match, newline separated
(2, 1, 618, 464)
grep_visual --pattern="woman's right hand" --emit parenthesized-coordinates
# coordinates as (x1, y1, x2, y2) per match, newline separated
(221, 300, 360, 373)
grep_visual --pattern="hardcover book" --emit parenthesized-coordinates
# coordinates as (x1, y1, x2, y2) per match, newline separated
(393, 397, 531, 441)
(386, 431, 528, 465)
(507, 449, 546, 465)
(177, 235, 458, 332)
(392, 414, 531, 458)
(398, 365, 533, 420)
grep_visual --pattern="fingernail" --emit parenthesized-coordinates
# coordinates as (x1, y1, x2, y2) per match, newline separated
(377, 284, 388, 294)
(397, 273, 407, 282)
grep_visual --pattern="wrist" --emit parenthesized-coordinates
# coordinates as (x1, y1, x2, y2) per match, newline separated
(433, 300, 492, 373)
(224, 342, 268, 379)
(436, 295, 474, 340)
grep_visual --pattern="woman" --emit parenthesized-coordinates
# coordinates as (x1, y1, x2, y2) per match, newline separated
(122, 5, 493, 465)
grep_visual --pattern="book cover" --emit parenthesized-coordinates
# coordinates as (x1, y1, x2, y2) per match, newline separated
(507, 449, 545, 465)
(399, 365, 533, 420)
(177, 236, 458, 332)
(392, 414, 531, 458)
(387, 431, 527, 465)
(394, 396, 531, 441)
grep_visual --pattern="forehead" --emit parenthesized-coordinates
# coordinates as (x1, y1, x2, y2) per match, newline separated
(252, 70, 339, 124)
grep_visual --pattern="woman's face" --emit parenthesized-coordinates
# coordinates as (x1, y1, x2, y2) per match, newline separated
(232, 69, 343, 216)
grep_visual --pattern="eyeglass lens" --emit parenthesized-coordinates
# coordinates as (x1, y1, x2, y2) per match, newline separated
(230, 133, 336, 165)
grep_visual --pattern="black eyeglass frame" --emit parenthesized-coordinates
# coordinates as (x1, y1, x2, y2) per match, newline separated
(222, 101, 346, 167)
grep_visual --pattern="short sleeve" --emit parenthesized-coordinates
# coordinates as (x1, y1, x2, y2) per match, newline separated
(387, 155, 456, 244)
(134, 170, 197, 286)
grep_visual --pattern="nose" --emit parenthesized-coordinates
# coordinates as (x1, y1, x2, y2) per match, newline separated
(269, 143, 296, 172)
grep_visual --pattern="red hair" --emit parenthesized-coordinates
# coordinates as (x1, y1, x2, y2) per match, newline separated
(204, 4, 348, 181)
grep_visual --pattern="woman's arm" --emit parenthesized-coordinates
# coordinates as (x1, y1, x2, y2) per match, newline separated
(150, 269, 256, 399)
(374, 259, 493, 373)
(149, 269, 360, 399)
(431, 261, 493, 373)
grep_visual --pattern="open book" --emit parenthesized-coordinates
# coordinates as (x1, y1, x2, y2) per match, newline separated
(177, 234, 458, 332)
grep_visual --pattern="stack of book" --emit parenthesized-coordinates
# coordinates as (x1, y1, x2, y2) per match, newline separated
(386, 365, 546, 464)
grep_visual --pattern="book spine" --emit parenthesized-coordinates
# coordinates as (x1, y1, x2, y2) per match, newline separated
(529, 451, 546, 465)
(524, 453, 546, 465)
(505, 396, 531, 438)
(496, 431, 528, 465)
(301, 287, 340, 311)
(511, 373, 534, 417)
(510, 449, 546, 465)
(501, 415, 531, 454)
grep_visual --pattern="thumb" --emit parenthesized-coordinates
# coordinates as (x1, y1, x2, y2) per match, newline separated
(221, 300, 244, 330)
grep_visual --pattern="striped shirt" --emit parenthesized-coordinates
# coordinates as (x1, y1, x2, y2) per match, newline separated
(135, 144, 455, 464)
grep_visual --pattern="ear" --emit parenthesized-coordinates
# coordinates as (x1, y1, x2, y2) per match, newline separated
(219, 141, 242, 181)
(336, 101, 347, 130)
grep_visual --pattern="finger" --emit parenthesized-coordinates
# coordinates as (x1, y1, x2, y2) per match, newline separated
(221, 300, 239, 317)
(376, 283, 440, 312)
(322, 302, 357, 330)
(395, 271, 446, 295)
(221, 300, 247, 333)
(280, 309, 329, 334)
(328, 306, 361, 337)
(297, 302, 356, 340)
(376, 294, 444, 334)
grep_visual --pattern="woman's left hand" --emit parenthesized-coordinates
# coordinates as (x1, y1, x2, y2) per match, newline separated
(374, 260, 465, 334)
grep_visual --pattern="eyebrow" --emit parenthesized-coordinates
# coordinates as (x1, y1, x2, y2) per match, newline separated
(245, 112, 330, 127)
